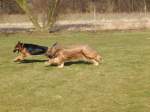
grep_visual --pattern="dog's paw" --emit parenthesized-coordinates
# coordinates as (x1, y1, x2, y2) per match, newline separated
(45, 61, 51, 66)
(13, 59, 20, 62)
(57, 66, 64, 68)
(57, 64, 64, 68)
(93, 62, 99, 66)
(91, 60, 99, 66)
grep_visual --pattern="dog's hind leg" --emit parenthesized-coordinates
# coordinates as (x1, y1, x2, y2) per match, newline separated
(90, 55, 103, 66)
(91, 59, 99, 66)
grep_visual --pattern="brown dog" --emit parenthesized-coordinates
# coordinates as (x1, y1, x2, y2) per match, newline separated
(45, 43, 102, 68)
(13, 41, 48, 62)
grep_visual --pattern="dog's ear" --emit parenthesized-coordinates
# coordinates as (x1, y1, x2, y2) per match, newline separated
(52, 42, 58, 47)
(17, 41, 21, 44)
(52, 42, 63, 50)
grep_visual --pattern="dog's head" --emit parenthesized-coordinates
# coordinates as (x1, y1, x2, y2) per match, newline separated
(46, 42, 62, 58)
(13, 41, 23, 53)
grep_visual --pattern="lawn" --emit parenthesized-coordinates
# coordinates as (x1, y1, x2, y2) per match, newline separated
(0, 31, 150, 112)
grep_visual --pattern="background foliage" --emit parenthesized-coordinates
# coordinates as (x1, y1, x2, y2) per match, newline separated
(0, 0, 150, 14)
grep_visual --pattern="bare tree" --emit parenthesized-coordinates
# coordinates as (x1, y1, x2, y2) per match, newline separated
(15, 0, 61, 32)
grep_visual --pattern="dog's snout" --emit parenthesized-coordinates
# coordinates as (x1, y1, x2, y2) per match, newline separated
(13, 49, 17, 53)
(45, 52, 49, 56)
(45, 53, 51, 57)
(45, 53, 53, 58)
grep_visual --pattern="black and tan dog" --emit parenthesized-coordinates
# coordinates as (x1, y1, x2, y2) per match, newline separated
(45, 43, 102, 68)
(13, 41, 48, 62)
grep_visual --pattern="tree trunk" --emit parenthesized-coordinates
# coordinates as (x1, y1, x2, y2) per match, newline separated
(143, 0, 147, 16)
(15, 0, 60, 32)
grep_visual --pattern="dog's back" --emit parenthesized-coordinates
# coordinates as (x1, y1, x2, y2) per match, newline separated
(23, 43, 48, 55)
(54, 44, 101, 62)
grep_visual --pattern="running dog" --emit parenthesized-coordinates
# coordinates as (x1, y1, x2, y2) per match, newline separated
(45, 42, 102, 68)
(13, 41, 48, 62)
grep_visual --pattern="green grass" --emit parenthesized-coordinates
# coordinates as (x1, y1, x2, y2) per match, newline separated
(0, 31, 150, 112)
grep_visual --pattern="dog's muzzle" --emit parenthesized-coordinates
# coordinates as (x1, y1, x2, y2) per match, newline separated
(13, 49, 17, 53)
(13, 49, 19, 53)
(45, 53, 53, 58)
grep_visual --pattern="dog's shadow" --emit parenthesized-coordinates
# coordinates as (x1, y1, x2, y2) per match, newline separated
(20, 59, 47, 63)
(65, 61, 92, 66)
(20, 60, 92, 66)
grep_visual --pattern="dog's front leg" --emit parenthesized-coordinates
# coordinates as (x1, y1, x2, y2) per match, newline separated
(13, 54, 25, 62)
(45, 59, 52, 65)
(51, 57, 64, 68)
(58, 63, 64, 68)
(45, 57, 64, 68)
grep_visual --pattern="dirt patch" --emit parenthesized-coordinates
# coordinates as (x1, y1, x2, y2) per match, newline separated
(1, 17, 150, 33)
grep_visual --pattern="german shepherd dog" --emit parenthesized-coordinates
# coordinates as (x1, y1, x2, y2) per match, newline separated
(13, 41, 48, 62)
(45, 43, 102, 68)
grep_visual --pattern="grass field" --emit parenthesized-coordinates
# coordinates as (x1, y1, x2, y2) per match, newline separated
(0, 31, 150, 112)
